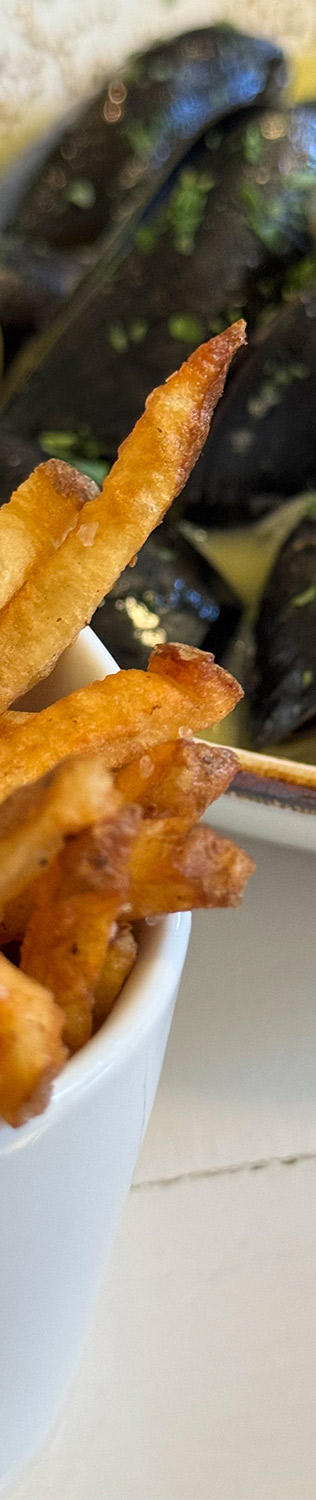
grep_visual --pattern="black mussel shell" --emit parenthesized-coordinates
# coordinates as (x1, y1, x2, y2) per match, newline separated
(0, 29, 283, 380)
(2, 102, 316, 487)
(4, 28, 283, 252)
(251, 511, 316, 743)
(185, 289, 316, 526)
(0, 238, 78, 368)
(92, 524, 241, 670)
(0, 425, 42, 503)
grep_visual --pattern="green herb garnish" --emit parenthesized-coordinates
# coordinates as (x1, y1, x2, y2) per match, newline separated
(168, 313, 204, 343)
(243, 123, 262, 164)
(39, 428, 110, 486)
(64, 178, 96, 209)
(135, 224, 158, 255)
(128, 319, 148, 343)
(292, 585, 316, 608)
(107, 324, 129, 352)
(167, 168, 215, 255)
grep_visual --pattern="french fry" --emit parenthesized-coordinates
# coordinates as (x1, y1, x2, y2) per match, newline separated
(0, 754, 118, 914)
(0, 710, 33, 740)
(0, 323, 245, 710)
(93, 925, 137, 1032)
(0, 740, 238, 943)
(0, 646, 242, 802)
(0, 951, 65, 1128)
(0, 885, 37, 947)
(123, 818, 255, 919)
(148, 642, 242, 726)
(0, 327, 254, 1129)
(116, 739, 238, 822)
(0, 460, 98, 612)
(21, 805, 140, 1052)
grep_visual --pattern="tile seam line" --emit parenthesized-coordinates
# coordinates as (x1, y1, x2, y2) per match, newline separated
(132, 1150, 316, 1191)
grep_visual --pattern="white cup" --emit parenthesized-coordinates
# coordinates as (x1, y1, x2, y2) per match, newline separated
(0, 628, 191, 1490)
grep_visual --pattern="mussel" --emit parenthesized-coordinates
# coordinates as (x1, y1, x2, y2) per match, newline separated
(0, 425, 42, 504)
(185, 289, 316, 527)
(251, 510, 316, 743)
(3, 102, 316, 486)
(0, 27, 283, 379)
(0, 238, 78, 369)
(91, 523, 241, 670)
(3, 27, 283, 252)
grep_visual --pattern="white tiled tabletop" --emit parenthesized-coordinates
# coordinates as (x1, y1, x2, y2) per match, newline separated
(6, 829, 316, 1500)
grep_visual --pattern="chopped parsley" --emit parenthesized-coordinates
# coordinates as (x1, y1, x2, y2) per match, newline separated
(39, 426, 110, 485)
(243, 123, 262, 164)
(292, 585, 316, 608)
(135, 224, 158, 255)
(64, 178, 96, 209)
(167, 168, 215, 255)
(107, 324, 129, 352)
(128, 319, 148, 342)
(168, 313, 204, 343)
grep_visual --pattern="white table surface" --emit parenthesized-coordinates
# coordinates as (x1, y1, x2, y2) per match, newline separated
(6, 828, 316, 1500)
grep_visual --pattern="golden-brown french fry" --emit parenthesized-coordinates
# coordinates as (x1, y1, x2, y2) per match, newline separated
(0, 323, 245, 710)
(21, 806, 140, 1052)
(123, 817, 255, 918)
(116, 738, 238, 822)
(0, 951, 65, 1128)
(0, 885, 37, 947)
(0, 754, 118, 914)
(0, 738, 237, 943)
(0, 460, 98, 612)
(149, 641, 242, 726)
(93, 925, 137, 1032)
(0, 647, 242, 802)
(0, 710, 32, 732)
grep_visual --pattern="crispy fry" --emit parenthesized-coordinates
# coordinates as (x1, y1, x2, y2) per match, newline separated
(0, 711, 31, 730)
(93, 925, 137, 1032)
(123, 818, 255, 919)
(116, 739, 238, 822)
(0, 884, 38, 947)
(0, 647, 242, 802)
(148, 642, 242, 725)
(0, 323, 245, 710)
(0, 754, 117, 914)
(0, 327, 253, 1129)
(0, 951, 65, 1128)
(0, 460, 98, 613)
(0, 741, 237, 942)
(21, 806, 140, 1052)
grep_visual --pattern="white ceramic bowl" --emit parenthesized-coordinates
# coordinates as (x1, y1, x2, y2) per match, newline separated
(0, 628, 191, 1491)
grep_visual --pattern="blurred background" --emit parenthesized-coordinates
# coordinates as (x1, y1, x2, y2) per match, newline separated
(1, 2, 315, 159)
(0, 2, 314, 158)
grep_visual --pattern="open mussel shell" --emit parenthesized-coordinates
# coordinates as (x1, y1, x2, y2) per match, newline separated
(92, 524, 241, 670)
(3, 27, 283, 253)
(251, 511, 316, 744)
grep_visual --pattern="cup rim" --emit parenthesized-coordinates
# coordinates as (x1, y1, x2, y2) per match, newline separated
(0, 910, 190, 1149)
(53, 908, 190, 1101)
